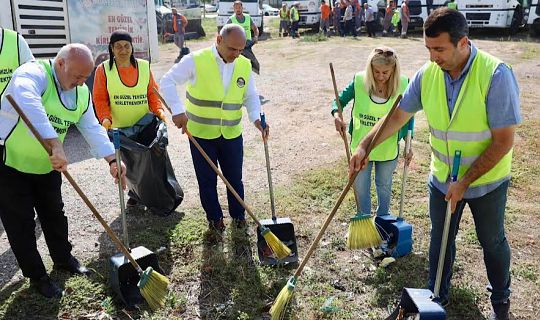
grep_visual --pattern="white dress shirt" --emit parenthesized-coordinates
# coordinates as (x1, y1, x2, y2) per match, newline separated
(0, 60, 114, 158)
(160, 45, 261, 122)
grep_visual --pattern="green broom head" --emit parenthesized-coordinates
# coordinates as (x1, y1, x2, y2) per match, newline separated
(138, 267, 170, 310)
(261, 226, 292, 260)
(346, 213, 383, 250)
(270, 276, 297, 320)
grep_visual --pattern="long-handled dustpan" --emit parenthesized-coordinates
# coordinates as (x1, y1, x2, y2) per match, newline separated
(375, 119, 414, 258)
(386, 150, 461, 320)
(256, 113, 298, 265)
(108, 129, 164, 308)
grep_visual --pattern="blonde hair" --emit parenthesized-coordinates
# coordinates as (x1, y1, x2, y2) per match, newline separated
(363, 46, 401, 98)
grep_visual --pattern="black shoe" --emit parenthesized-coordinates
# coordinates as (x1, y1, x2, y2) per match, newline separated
(54, 256, 92, 276)
(208, 218, 226, 233)
(490, 299, 510, 320)
(232, 218, 247, 230)
(30, 275, 63, 298)
(126, 198, 145, 213)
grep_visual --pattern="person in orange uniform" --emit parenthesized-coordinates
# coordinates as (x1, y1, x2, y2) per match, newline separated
(93, 30, 165, 209)
(320, 0, 331, 35)
(171, 7, 188, 63)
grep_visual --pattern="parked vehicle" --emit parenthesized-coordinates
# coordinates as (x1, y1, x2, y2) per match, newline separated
(156, 0, 206, 39)
(201, 3, 218, 12)
(282, 0, 320, 31)
(262, 4, 279, 16)
(529, 0, 540, 36)
(217, 0, 264, 34)
(459, 0, 528, 34)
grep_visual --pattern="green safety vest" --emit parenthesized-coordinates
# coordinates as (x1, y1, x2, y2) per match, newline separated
(0, 29, 20, 96)
(185, 47, 251, 139)
(279, 8, 288, 20)
(230, 14, 252, 40)
(421, 49, 513, 187)
(350, 72, 408, 161)
(447, 2, 458, 10)
(391, 9, 400, 26)
(103, 58, 150, 128)
(3, 60, 89, 174)
(290, 7, 299, 22)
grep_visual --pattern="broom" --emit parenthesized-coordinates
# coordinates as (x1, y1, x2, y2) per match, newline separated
(152, 88, 291, 260)
(329, 63, 382, 250)
(6, 95, 169, 310)
(270, 95, 402, 319)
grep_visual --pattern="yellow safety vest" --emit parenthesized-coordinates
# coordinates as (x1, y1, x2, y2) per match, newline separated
(186, 47, 251, 139)
(350, 72, 408, 160)
(0, 29, 20, 96)
(290, 7, 300, 22)
(103, 58, 150, 128)
(3, 60, 89, 174)
(279, 8, 288, 20)
(421, 49, 513, 187)
(447, 2, 458, 10)
(230, 14, 252, 40)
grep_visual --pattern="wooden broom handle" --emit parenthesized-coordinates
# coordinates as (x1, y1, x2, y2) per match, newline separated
(152, 88, 264, 228)
(293, 95, 402, 278)
(329, 63, 351, 163)
(6, 95, 144, 274)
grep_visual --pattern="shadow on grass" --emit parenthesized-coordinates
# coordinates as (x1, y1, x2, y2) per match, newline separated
(198, 226, 268, 319)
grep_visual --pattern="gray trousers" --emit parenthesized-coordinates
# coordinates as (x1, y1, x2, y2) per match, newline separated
(173, 33, 185, 54)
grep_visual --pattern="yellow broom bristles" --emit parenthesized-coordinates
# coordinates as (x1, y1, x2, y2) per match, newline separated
(262, 228, 292, 260)
(347, 214, 383, 250)
(138, 267, 170, 310)
(269, 277, 296, 320)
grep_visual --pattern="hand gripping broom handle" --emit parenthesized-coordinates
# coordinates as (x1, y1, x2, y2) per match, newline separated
(293, 95, 402, 278)
(151, 88, 265, 228)
(398, 120, 413, 219)
(434, 150, 461, 298)
(260, 113, 277, 220)
(6, 94, 144, 274)
(329, 63, 351, 163)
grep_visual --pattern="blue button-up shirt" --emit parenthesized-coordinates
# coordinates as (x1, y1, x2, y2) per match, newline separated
(399, 42, 521, 199)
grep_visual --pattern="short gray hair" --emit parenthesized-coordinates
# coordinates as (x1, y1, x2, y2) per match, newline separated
(56, 43, 93, 63)
(219, 24, 246, 40)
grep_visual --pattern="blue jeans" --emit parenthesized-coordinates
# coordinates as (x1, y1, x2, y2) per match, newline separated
(354, 158, 398, 216)
(428, 180, 511, 303)
(189, 135, 245, 222)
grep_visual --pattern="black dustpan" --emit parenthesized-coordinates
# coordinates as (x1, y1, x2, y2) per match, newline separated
(256, 113, 298, 265)
(108, 130, 164, 308)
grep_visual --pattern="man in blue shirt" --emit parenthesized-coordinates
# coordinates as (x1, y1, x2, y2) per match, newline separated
(349, 8, 520, 320)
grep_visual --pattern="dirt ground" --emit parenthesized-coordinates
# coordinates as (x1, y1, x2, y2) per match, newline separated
(1, 26, 539, 319)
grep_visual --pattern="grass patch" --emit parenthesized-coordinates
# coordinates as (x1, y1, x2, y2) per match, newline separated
(300, 33, 330, 43)
(521, 45, 539, 59)
(512, 264, 539, 282)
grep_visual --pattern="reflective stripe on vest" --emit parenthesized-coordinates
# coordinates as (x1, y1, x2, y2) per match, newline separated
(421, 49, 513, 187)
(4, 60, 89, 174)
(350, 71, 408, 161)
(0, 29, 20, 96)
(185, 47, 251, 139)
(104, 58, 151, 128)
(230, 14, 252, 40)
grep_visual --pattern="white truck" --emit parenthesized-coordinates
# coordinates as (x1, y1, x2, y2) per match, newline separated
(528, 0, 540, 35)
(217, 0, 264, 34)
(155, 0, 206, 38)
(283, 0, 321, 31)
(458, 0, 528, 34)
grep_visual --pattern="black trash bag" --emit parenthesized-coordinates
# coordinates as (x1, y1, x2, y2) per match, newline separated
(112, 113, 183, 216)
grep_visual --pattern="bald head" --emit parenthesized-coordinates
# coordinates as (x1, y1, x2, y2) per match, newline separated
(216, 24, 246, 63)
(54, 43, 94, 91)
(219, 23, 246, 41)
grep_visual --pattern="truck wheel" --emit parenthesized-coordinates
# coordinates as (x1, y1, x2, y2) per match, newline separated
(531, 24, 540, 37)
(258, 19, 264, 36)
(311, 22, 320, 33)
(509, 6, 523, 35)
(197, 24, 206, 38)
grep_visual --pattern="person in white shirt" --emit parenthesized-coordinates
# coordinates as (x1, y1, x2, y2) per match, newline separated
(0, 43, 126, 298)
(160, 24, 269, 234)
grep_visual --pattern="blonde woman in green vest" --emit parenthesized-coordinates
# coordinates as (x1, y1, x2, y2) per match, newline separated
(0, 44, 126, 298)
(332, 46, 413, 218)
(160, 24, 268, 233)
(349, 8, 520, 319)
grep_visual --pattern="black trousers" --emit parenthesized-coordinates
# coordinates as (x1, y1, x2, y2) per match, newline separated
(0, 157, 72, 279)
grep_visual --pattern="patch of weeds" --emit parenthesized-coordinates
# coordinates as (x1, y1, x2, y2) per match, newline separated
(447, 285, 484, 319)
(300, 33, 329, 42)
(168, 215, 206, 247)
(461, 226, 479, 245)
(521, 45, 538, 59)
(512, 264, 539, 282)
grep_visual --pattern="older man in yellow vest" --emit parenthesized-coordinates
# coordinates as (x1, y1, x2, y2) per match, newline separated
(0, 44, 126, 299)
(160, 24, 269, 234)
(349, 8, 519, 320)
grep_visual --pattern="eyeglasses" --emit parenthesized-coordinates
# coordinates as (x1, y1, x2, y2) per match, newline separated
(374, 48, 394, 57)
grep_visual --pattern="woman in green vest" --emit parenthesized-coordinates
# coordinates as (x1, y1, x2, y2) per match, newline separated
(332, 46, 413, 217)
(93, 30, 166, 210)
